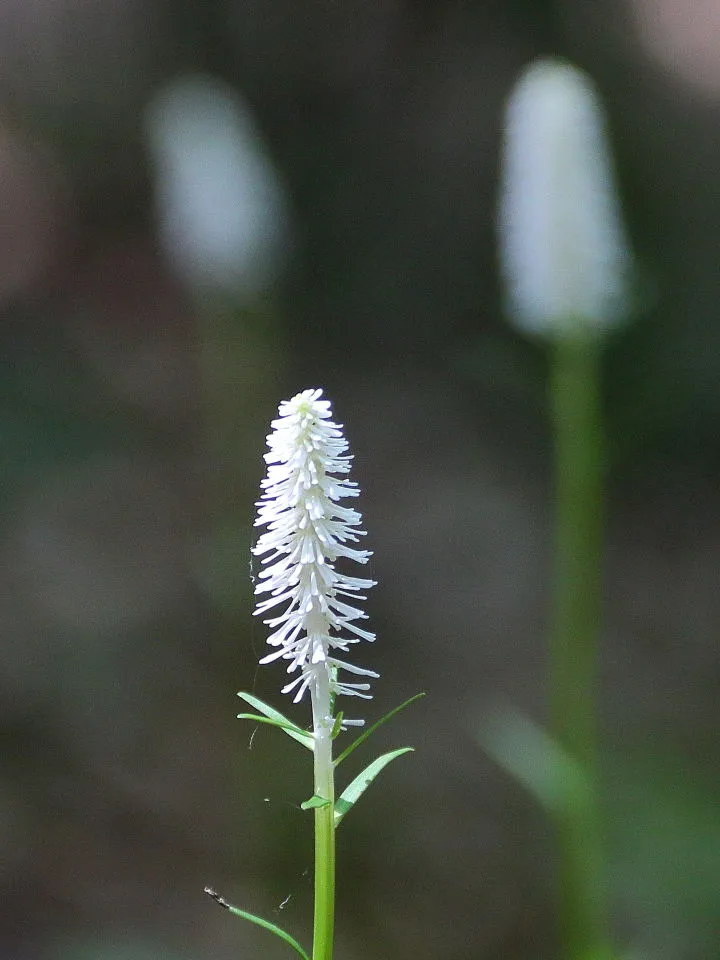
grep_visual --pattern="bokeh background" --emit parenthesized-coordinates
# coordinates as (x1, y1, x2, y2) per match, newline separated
(1, 2, 719, 959)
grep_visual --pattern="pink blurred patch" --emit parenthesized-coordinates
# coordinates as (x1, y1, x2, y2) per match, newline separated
(631, 0, 720, 96)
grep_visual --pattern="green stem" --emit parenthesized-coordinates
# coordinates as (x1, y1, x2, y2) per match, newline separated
(311, 674, 336, 960)
(549, 331, 612, 960)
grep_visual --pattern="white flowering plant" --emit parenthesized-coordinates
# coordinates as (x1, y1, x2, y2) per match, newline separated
(491, 57, 631, 960)
(207, 388, 421, 960)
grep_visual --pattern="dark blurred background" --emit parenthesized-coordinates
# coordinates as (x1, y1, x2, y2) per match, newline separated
(1, 2, 719, 959)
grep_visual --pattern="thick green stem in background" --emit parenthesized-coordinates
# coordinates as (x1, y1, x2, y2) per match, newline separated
(311, 676, 336, 960)
(550, 331, 613, 960)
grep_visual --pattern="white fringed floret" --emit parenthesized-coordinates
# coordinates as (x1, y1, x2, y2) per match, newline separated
(253, 389, 378, 718)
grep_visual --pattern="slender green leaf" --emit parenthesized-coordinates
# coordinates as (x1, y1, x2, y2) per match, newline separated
(478, 706, 589, 814)
(237, 712, 313, 740)
(331, 712, 344, 739)
(334, 693, 425, 766)
(205, 887, 309, 960)
(300, 794, 332, 811)
(237, 692, 314, 750)
(334, 748, 414, 826)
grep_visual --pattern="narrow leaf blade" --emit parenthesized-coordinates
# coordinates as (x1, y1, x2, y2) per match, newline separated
(205, 887, 309, 960)
(335, 692, 425, 766)
(237, 714, 317, 748)
(237, 692, 314, 750)
(334, 747, 414, 826)
(477, 705, 589, 814)
(300, 794, 332, 811)
(331, 712, 344, 739)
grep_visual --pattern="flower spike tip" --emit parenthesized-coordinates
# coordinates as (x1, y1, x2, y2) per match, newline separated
(498, 58, 632, 337)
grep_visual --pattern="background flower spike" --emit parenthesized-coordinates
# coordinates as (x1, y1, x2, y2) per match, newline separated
(498, 57, 632, 338)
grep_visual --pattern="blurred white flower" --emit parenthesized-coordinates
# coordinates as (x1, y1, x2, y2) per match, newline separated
(498, 58, 631, 336)
(253, 390, 377, 716)
(144, 74, 289, 296)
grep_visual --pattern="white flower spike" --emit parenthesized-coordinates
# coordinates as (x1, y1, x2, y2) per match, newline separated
(253, 389, 377, 722)
(498, 58, 631, 336)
